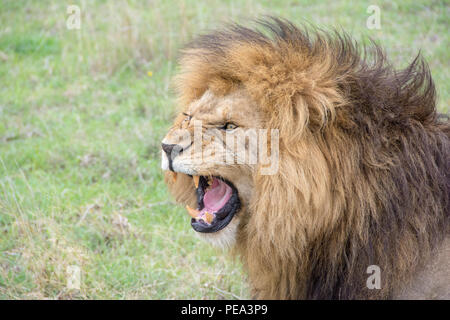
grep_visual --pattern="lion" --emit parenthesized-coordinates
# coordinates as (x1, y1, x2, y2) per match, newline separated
(161, 18, 450, 299)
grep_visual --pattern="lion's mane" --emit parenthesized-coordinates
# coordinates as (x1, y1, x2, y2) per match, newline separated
(172, 18, 450, 299)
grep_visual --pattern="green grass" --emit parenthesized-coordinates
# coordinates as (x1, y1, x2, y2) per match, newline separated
(0, 0, 448, 299)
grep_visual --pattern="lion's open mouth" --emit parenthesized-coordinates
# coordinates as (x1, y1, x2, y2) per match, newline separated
(185, 176, 240, 233)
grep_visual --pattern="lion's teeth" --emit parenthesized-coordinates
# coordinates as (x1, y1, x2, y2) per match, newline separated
(186, 205, 200, 219)
(193, 175, 199, 188)
(204, 211, 214, 224)
(207, 177, 213, 186)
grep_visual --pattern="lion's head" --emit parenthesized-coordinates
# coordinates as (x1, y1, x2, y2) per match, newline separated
(161, 88, 265, 248)
(161, 18, 449, 299)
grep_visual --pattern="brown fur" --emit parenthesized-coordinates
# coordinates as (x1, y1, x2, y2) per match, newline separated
(165, 18, 450, 299)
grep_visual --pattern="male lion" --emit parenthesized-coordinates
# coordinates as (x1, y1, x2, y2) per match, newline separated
(161, 18, 449, 299)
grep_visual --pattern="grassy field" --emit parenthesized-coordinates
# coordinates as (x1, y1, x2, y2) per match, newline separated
(0, 0, 448, 299)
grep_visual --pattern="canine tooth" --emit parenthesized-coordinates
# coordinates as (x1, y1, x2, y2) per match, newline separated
(207, 177, 213, 185)
(204, 211, 214, 224)
(186, 205, 200, 219)
(193, 175, 199, 188)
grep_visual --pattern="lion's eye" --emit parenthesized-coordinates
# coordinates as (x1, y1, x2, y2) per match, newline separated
(182, 113, 192, 122)
(223, 123, 237, 130)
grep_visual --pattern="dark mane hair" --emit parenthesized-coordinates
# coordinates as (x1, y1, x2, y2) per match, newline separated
(172, 18, 450, 299)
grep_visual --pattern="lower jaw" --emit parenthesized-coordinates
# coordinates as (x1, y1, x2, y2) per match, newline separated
(191, 207, 236, 233)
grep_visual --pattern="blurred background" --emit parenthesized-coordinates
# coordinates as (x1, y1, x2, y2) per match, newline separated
(0, 0, 448, 299)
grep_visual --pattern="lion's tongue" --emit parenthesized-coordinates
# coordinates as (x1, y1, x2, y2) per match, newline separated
(201, 178, 232, 213)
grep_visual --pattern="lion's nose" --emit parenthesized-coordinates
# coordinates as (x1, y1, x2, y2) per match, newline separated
(161, 143, 183, 171)
(162, 143, 183, 159)
(162, 143, 176, 157)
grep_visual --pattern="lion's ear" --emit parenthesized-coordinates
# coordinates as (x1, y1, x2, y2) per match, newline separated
(263, 91, 343, 147)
